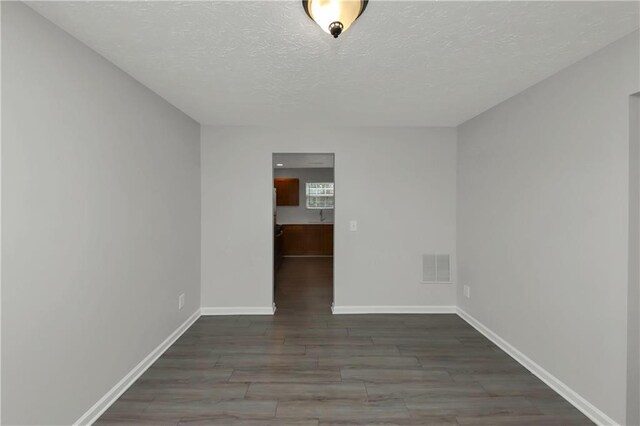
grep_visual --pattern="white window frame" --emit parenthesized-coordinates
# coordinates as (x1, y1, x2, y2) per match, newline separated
(306, 182, 334, 210)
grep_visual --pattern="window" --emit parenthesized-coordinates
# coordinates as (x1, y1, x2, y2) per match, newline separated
(306, 182, 334, 209)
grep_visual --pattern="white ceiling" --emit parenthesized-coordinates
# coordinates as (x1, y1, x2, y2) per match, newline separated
(273, 153, 335, 169)
(28, 1, 639, 127)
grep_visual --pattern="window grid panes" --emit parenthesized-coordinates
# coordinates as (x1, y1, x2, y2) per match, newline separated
(306, 183, 334, 209)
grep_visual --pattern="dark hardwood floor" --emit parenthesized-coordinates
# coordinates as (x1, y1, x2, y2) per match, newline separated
(97, 257, 592, 425)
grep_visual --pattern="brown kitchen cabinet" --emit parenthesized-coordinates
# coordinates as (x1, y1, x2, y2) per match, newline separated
(282, 224, 333, 256)
(274, 178, 299, 206)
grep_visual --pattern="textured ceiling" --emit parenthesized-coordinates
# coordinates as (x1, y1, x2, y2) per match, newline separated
(28, 1, 639, 127)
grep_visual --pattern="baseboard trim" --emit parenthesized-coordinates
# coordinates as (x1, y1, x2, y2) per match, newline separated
(456, 308, 618, 426)
(332, 305, 456, 314)
(74, 309, 201, 425)
(201, 306, 276, 315)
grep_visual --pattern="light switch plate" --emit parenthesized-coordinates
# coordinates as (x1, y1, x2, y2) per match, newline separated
(463, 285, 471, 299)
(178, 293, 185, 310)
(349, 220, 358, 231)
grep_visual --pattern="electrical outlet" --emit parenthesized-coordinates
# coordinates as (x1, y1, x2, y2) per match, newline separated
(349, 220, 358, 231)
(463, 285, 471, 299)
(178, 293, 185, 310)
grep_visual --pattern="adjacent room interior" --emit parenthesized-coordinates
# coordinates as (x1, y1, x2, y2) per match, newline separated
(273, 153, 335, 315)
(2, 1, 639, 425)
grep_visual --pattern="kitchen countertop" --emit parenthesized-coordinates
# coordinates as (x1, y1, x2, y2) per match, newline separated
(278, 222, 334, 225)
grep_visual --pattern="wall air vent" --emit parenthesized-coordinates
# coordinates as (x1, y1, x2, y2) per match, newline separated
(422, 254, 451, 283)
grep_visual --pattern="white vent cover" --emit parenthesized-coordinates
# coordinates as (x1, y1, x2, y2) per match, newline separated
(422, 254, 451, 283)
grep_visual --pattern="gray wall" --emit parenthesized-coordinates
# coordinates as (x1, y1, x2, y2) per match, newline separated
(274, 167, 335, 224)
(457, 31, 640, 424)
(1, 3, 201, 424)
(201, 126, 457, 310)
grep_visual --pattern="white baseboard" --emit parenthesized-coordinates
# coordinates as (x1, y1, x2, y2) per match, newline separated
(332, 305, 456, 314)
(201, 306, 276, 315)
(74, 309, 201, 425)
(456, 308, 618, 426)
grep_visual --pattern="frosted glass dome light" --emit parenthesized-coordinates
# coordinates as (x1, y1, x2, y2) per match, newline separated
(302, 0, 368, 38)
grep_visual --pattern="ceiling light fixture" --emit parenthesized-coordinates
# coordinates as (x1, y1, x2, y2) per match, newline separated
(302, 0, 368, 39)
(276, 163, 284, 167)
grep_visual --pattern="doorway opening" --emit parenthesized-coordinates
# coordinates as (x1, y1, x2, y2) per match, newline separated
(628, 93, 640, 426)
(272, 153, 335, 315)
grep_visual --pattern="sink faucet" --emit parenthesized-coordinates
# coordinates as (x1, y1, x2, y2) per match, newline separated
(319, 209, 325, 222)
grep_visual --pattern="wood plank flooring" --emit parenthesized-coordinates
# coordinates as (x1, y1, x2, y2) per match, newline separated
(97, 257, 593, 425)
